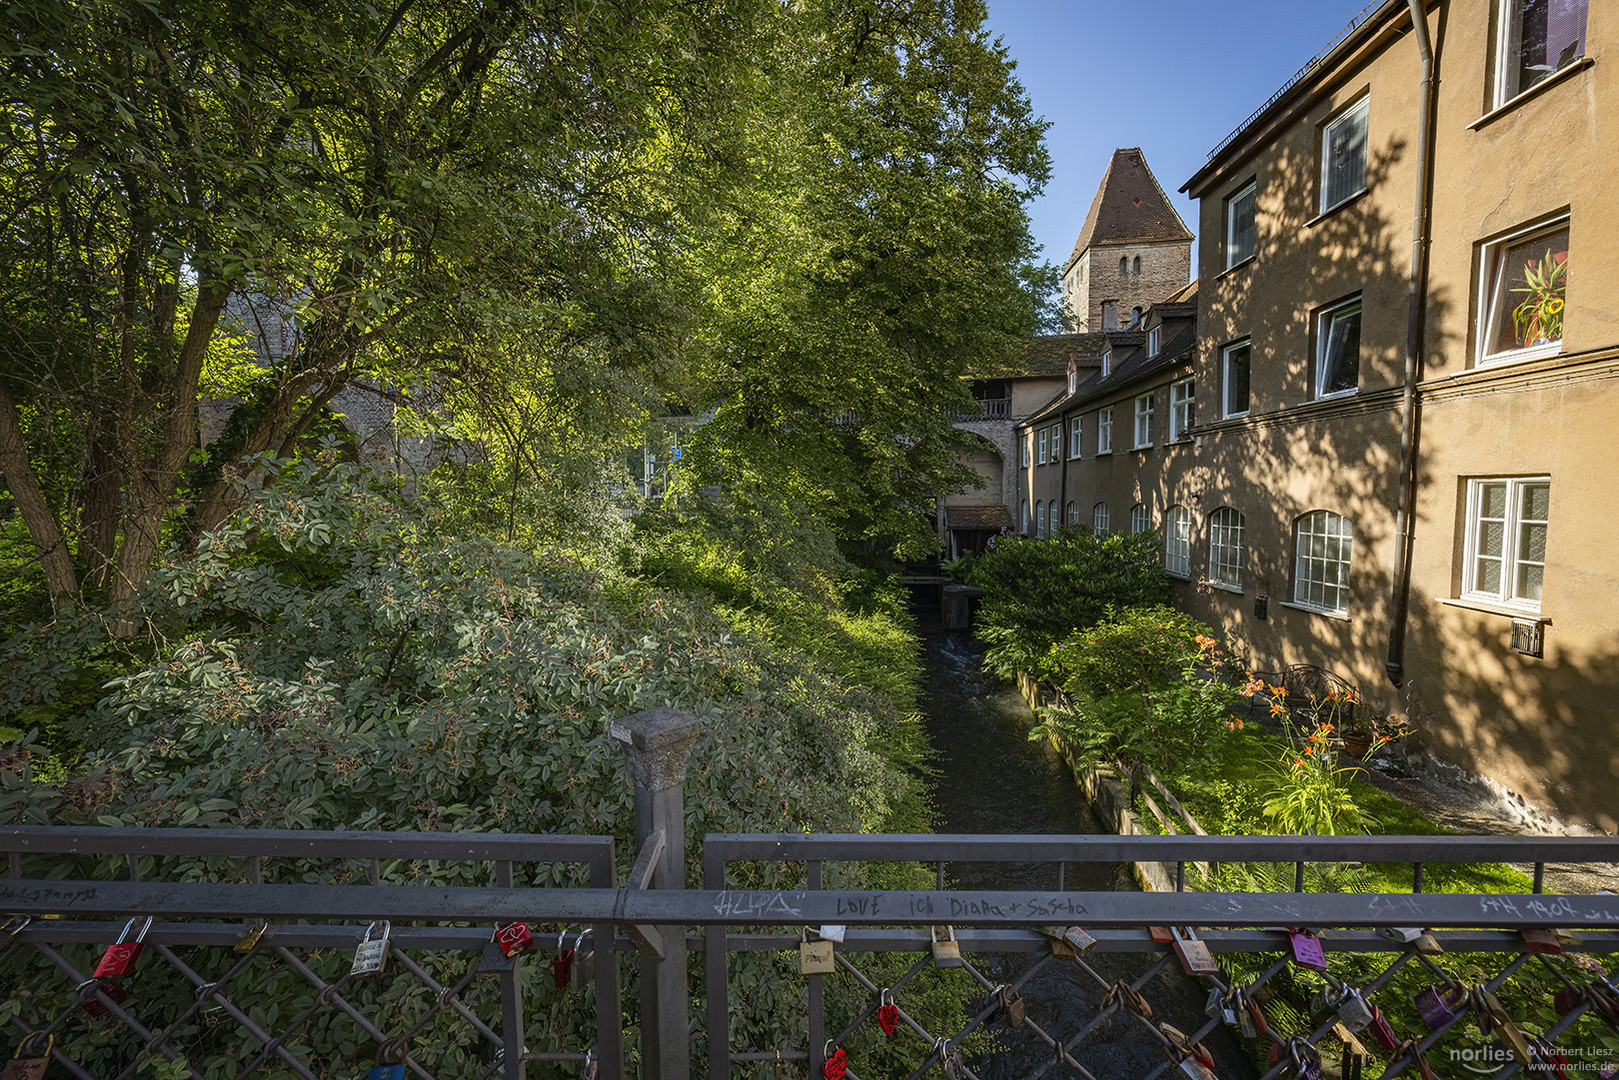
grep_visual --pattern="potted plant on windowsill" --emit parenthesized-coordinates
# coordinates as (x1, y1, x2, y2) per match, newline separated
(1512, 249, 1567, 347)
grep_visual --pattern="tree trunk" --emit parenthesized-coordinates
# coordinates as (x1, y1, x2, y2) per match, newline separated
(0, 380, 80, 607)
(106, 281, 230, 614)
(80, 430, 122, 592)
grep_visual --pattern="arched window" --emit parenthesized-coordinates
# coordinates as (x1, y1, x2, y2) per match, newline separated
(1130, 503, 1151, 534)
(1092, 501, 1110, 535)
(1067, 500, 1078, 525)
(1209, 507, 1245, 589)
(1035, 500, 1045, 539)
(1020, 499, 1029, 534)
(1050, 502, 1061, 536)
(1294, 510, 1354, 613)
(1165, 505, 1192, 577)
(1119, 255, 1129, 277)
(1130, 306, 1143, 327)
(1132, 255, 1142, 275)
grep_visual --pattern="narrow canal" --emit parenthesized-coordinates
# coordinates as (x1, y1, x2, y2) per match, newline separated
(918, 630, 1255, 1080)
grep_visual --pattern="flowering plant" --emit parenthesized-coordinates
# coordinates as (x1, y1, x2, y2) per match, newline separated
(1260, 711, 1378, 835)
(1511, 248, 1567, 346)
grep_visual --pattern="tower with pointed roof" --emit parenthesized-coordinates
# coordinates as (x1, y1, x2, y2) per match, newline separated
(1062, 148, 1193, 333)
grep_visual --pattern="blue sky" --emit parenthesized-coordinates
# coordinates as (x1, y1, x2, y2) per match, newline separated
(983, 0, 1377, 269)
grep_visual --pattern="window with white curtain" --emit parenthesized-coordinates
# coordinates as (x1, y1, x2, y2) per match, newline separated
(1165, 506, 1192, 577)
(1321, 97, 1369, 212)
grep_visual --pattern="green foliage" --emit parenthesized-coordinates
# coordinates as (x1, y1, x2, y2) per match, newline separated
(1028, 606, 1240, 778)
(949, 530, 1170, 680)
(1259, 717, 1377, 836)
(0, 455, 937, 1072)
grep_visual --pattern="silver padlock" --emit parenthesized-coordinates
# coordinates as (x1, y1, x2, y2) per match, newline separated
(350, 920, 390, 976)
(1336, 986, 1374, 1031)
(568, 930, 595, 990)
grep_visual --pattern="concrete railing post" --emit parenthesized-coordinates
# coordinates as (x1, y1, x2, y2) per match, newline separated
(612, 707, 702, 1080)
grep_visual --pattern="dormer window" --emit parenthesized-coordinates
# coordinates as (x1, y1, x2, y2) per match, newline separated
(1147, 325, 1161, 358)
(1068, 368, 1077, 394)
(1101, 348, 1112, 377)
(1131, 306, 1143, 327)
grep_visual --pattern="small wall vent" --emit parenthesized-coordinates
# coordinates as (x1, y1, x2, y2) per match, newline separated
(1509, 619, 1544, 658)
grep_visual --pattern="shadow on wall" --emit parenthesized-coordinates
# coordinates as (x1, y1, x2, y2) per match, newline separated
(1181, 141, 1453, 722)
(1402, 594, 1619, 834)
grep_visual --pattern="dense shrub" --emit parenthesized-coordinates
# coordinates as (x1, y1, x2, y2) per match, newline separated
(1028, 605, 1240, 779)
(0, 454, 933, 1073)
(949, 529, 1169, 680)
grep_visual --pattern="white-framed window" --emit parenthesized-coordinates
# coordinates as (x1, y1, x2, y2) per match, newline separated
(1051, 423, 1064, 458)
(1147, 325, 1161, 358)
(1463, 477, 1550, 610)
(1021, 436, 1031, 467)
(1133, 393, 1154, 449)
(1020, 499, 1029, 534)
(1066, 500, 1078, 525)
(1293, 510, 1354, 614)
(1069, 416, 1083, 459)
(1494, 0, 1588, 107)
(1130, 503, 1151, 534)
(1037, 428, 1048, 465)
(1209, 507, 1245, 589)
(1320, 97, 1369, 213)
(1101, 348, 1112, 377)
(1102, 301, 1118, 331)
(1222, 340, 1251, 417)
(1097, 407, 1113, 454)
(1050, 502, 1061, 536)
(1478, 216, 1568, 366)
(1165, 505, 1192, 577)
(1169, 378, 1194, 440)
(1316, 295, 1362, 397)
(1068, 367, 1078, 394)
(1035, 500, 1045, 539)
(1092, 502, 1110, 535)
(1226, 180, 1257, 268)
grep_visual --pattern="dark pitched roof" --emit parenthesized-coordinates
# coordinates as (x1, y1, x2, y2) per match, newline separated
(1018, 322, 1197, 426)
(1065, 149, 1194, 271)
(970, 333, 1103, 379)
(1162, 278, 1199, 305)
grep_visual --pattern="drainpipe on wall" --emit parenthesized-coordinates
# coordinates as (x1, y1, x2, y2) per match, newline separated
(1058, 411, 1071, 528)
(1386, 0, 1437, 687)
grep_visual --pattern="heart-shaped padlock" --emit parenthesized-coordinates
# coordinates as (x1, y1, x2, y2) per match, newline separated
(821, 1046, 845, 1080)
(877, 989, 899, 1036)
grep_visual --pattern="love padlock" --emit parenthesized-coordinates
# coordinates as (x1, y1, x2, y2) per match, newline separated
(1396, 1041, 1437, 1080)
(1365, 1002, 1400, 1054)
(1414, 982, 1465, 1028)
(568, 931, 595, 991)
(235, 919, 269, 953)
(1530, 1038, 1573, 1080)
(929, 925, 961, 968)
(996, 984, 1025, 1029)
(936, 1038, 964, 1080)
(583, 1049, 598, 1080)
(367, 1039, 407, 1080)
(1474, 986, 1531, 1064)
(83, 978, 127, 1018)
(877, 989, 899, 1036)
(1335, 986, 1374, 1032)
(1236, 987, 1265, 1038)
(821, 1045, 846, 1080)
(0, 1033, 52, 1080)
(553, 932, 574, 990)
(93, 916, 153, 979)
(1170, 926, 1219, 977)
(1521, 928, 1562, 955)
(1287, 928, 1327, 970)
(350, 920, 390, 976)
(799, 928, 834, 976)
(495, 921, 532, 959)
(1060, 925, 1097, 956)
(1289, 1037, 1325, 1080)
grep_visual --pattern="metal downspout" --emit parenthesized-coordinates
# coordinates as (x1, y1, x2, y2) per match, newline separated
(1386, 0, 1436, 686)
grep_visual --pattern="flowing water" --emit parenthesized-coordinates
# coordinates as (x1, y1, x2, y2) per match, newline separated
(918, 630, 1255, 1080)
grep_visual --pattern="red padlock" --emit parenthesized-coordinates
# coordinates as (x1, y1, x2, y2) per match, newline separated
(83, 979, 127, 1017)
(877, 989, 898, 1036)
(92, 917, 153, 980)
(553, 932, 573, 989)
(821, 1045, 846, 1080)
(495, 921, 532, 959)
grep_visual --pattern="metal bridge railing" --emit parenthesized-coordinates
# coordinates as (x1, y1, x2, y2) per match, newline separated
(2, 708, 1617, 1079)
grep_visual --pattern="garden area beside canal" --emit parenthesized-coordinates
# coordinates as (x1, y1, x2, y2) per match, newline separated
(946, 527, 1619, 1064)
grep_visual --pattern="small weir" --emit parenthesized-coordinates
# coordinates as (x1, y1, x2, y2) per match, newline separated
(918, 630, 1256, 1079)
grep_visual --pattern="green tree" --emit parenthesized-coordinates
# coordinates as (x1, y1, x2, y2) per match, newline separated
(0, 0, 759, 611)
